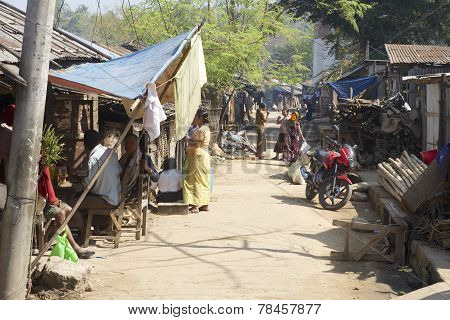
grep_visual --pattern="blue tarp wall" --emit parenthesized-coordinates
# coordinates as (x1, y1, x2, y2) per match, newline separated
(328, 76, 378, 99)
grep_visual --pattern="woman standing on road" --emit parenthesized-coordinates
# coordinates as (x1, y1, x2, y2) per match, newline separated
(283, 112, 305, 165)
(255, 103, 269, 159)
(273, 109, 288, 160)
(183, 109, 211, 213)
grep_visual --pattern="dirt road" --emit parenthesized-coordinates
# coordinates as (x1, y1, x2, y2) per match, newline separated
(81, 113, 413, 299)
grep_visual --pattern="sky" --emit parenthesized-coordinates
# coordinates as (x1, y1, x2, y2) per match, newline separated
(5, 0, 142, 12)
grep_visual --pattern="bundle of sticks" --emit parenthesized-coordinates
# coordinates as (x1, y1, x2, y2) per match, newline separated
(377, 151, 427, 201)
(412, 215, 450, 248)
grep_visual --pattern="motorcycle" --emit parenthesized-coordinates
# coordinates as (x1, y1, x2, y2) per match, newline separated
(300, 126, 357, 210)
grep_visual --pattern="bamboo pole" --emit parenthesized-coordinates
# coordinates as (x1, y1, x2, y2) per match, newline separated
(410, 154, 427, 171)
(388, 158, 413, 187)
(378, 177, 402, 201)
(402, 152, 422, 178)
(381, 162, 404, 183)
(397, 158, 418, 181)
(377, 165, 408, 194)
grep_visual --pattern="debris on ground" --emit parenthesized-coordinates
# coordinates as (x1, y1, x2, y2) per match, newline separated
(219, 130, 256, 156)
(330, 94, 418, 167)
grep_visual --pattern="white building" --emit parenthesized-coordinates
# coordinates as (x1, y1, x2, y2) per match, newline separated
(312, 22, 336, 84)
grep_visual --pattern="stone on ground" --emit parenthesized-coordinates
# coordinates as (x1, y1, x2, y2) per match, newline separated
(38, 256, 92, 291)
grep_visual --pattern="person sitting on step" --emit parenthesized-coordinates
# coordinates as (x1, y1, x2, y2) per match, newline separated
(152, 158, 183, 203)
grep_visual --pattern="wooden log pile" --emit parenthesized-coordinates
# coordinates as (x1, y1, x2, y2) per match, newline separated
(331, 98, 419, 167)
(377, 151, 427, 201)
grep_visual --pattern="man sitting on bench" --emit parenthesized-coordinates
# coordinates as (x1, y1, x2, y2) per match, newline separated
(71, 130, 121, 239)
(153, 158, 183, 203)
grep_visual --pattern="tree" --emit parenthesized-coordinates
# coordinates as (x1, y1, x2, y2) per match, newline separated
(281, 0, 450, 53)
(266, 22, 314, 85)
(128, 0, 311, 92)
(281, 0, 372, 33)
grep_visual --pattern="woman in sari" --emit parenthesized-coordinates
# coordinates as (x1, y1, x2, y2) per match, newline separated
(255, 103, 269, 159)
(273, 109, 288, 160)
(283, 112, 305, 165)
(183, 109, 211, 213)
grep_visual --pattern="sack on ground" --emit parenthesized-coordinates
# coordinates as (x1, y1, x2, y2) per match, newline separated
(50, 230, 79, 263)
(288, 159, 305, 185)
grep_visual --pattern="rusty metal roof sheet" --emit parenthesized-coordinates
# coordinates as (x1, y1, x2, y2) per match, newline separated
(385, 44, 450, 65)
(0, 0, 107, 64)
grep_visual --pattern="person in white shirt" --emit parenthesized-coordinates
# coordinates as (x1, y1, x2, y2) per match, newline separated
(82, 130, 121, 206)
(69, 130, 122, 241)
(71, 130, 121, 208)
(153, 158, 183, 203)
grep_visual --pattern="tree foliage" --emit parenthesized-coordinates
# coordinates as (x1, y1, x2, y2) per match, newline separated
(282, 0, 450, 52)
(267, 22, 314, 85)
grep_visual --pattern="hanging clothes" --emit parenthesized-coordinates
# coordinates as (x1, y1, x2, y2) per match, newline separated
(143, 82, 167, 141)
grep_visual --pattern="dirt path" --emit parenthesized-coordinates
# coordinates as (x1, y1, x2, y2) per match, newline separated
(81, 113, 413, 300)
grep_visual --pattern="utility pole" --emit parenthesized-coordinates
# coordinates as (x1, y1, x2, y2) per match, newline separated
(0, 0, 56, 300)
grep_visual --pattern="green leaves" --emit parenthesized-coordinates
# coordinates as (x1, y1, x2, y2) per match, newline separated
(41, 125, 66, 167)
(266, 22, 314, 85)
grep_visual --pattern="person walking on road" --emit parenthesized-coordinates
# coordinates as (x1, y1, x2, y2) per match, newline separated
(183, 109, 211, 213)
(273, 109, 288, 160)
(283, 112, 305, 165)
(255, 103, 269, 159)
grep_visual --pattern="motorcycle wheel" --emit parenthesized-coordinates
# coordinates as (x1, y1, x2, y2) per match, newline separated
(305, 184, 317, 200)
(318, 178, 352, 211)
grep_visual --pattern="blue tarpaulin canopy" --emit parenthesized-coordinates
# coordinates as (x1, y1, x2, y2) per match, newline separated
(328, 76, 378, 99)
(49, 31, 192, 99)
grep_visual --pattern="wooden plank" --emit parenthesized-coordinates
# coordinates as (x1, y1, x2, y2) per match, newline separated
(344, 225, 351, 258)
(333, 219, 391, 232)
(331, 251, 395, 263)
(380, 198, 410, 227)
(395, 227, 407, 265)
(353, 226, 392, 261)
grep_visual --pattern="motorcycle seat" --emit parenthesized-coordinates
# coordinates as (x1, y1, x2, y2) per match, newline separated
(315, 149, 330, 164)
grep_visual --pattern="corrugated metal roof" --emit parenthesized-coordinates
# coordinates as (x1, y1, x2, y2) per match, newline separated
(385, 44, 450, 65)
(0, 0, 107, 64)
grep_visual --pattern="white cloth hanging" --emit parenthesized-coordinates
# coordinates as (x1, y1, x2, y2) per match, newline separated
(143, 82, 167, 141)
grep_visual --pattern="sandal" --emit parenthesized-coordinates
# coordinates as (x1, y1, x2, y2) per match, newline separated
(199, 205, 209, 212)
(77, 250, 95, 259)
(189, 207, 200, 214)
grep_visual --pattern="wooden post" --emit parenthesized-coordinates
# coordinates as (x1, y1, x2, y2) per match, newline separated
(88, 94, 99, 131)
(438, 74, 447, 148)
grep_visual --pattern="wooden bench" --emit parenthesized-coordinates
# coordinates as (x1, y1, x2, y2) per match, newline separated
(83, 169, 151, 248)
(331, 218, 406, 265)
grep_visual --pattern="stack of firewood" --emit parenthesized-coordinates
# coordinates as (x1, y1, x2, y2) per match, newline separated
(330, 98, 419, 167)
(377, 151, 427, 201)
